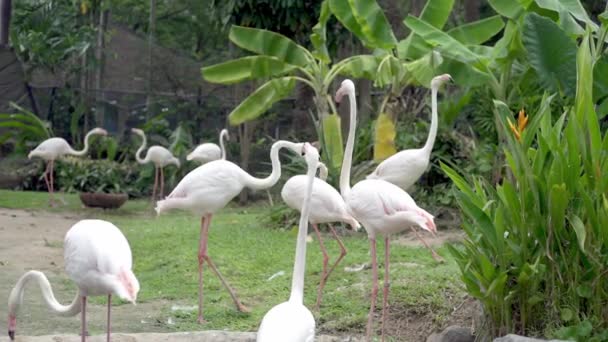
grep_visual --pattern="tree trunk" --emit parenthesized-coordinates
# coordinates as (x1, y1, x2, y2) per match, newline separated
(146, 0, 156, 114)
(0, 0, 11, 47)
(95, 9, 109, 127)
(238, 120, 257, 204)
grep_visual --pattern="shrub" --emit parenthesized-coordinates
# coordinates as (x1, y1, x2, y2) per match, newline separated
(443, 33, 608, 339)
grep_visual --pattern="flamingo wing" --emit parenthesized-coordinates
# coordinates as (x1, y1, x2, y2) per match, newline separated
(368, 148, 429, 190)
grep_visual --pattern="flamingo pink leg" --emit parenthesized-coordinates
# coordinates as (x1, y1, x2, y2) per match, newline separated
(324, 225, 347, 288)
(198, 214, 249, 324)
(410, 227, 443, 262)
(107, 294, 112, 342)
(381, 237, 390, 342)
(159, 167, 165, 199)
(366, 237, 379, 341)
(81, 296, 87, 342)
(43, 161, 52, 201)
(312, 224, 329, 310)
(151, 167, 159, 202)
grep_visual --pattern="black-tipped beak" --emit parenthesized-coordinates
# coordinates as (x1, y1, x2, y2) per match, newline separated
(9, 329, 15, 340)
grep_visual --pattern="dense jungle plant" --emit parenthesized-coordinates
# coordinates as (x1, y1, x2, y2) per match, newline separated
(0, 103, 52, 153)
(55, 157, 142, 196)
(442, 29, 608, 339)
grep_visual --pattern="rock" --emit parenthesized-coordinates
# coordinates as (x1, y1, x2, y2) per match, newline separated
(493, 334, 572, 342)
(427, 325, 475, 342)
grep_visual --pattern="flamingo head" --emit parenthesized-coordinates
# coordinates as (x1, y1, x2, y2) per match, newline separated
(335, 79, 355, 103)
(317, 162, 328, 181)
(131, 128, 144, 136)
(431, 74, 453, 89)
(415, 209, 437, 235)
(90, 127, 108, 136)
(7, 314, 16, 340)
(302, 142, 320, 164)
(171, 157, 181, 168)
(221, 128, 230, 141)
(117, 269, 140, 304)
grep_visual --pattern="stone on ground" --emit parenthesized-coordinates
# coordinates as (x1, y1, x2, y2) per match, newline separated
(493, 334, 572, 342)
(426, 325, 475, 342)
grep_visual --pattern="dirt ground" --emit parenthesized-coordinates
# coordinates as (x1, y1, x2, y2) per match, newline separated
(0, 208, 475, 341)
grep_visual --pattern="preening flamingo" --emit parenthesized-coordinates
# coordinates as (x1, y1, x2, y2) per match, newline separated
(187, 129, 229, 163)
(367, 74, 452, 190)
(257, 143, 319, 342)
(155, 140, 305, 323)
(28, 128, 107, 205)
(281, 162, 360, 309)
(131, 128, 180, 201)
(336, 79, 437, 341)
(7, 220, 139, 342)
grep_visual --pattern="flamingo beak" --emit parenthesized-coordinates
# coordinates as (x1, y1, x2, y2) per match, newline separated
(8, 330, 14, 340)
(8, 315, 16, 340)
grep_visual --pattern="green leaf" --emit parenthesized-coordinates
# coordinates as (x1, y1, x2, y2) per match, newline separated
(448, 16, 505, 45)
(418, 0, 455, 28)
(322, 114, 344, 170)
(575, 284, 592, 298)
(575, 32, 601, 161)
(569, 215, 587, 253)
(404, 16, 485, 66)
(488, 0, 524, 18)
(329, 0, 397, 49)
(404, 50, 444, 86)
(201, 56, 296, 84)
(311, 0, 331, 64)
(522, 13, 577, 97)
(335, 55, 380, 80)
(534, 0, 598, 31)
(561, 308, 574, 321)
(228, 77, 297, 125)
(229, 26, 311, 67)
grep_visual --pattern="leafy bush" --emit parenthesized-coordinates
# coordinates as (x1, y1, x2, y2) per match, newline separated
(55, 158, 143, 196)
(443, 33, 608, 339)
(0, 103, 52, 154)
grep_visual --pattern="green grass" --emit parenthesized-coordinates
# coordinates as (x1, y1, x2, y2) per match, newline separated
(0, 189, 465, 336)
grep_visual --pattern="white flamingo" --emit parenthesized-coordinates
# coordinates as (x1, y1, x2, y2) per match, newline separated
(367, 74, 452, 190)
(155, 140, 305, 323)
(281, 162, 360, 309)
(7, 220, 139, 342)
(131, 128, 180, 201)
(336, 79, 437, 341)
(257, 143, 319, 342)
(28, 128, 107, 205)
(187, 128, 229, 163)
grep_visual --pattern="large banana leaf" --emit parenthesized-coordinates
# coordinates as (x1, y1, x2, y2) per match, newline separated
(522, 13, 577, 97)
(488, 0, 524, 19)
(228, 77, 297, 125)
(404, 16, 485, 67)
(310, 0, 331, 64)
(229, 26, 311, 67)
(448, 15, 505, 45)
(201, 56, 296, 84)
(418, 0, 455, 28)
(328, 0, 396, 49)
(335, 55, 379, 81)
(376, 55, 403, 87)
(404, 50, 444, 86)
(533, 0, 597, 31)
(396, 35, 433, 60)
(373, 112, 396, 161)
(322, 114, 344, 170)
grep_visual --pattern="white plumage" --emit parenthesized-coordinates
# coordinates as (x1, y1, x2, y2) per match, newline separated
(7, 220, 139, 342)
(367, 74, 452, 190)
(187, 128, 229, 163)
(257, 143, 319, 342)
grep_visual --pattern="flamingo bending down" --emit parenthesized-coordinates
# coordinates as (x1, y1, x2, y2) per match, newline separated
(155, 140, 306, 323)
(336, 80, 437, 341)
(28, 128, 107, 205)
(187, 129, 229, 163)
(7, 220, 139, 342)
(281, 162, 359, 310)
(257, 143, 319, 342)
(367, 74, 452, 190)
(131, 128, 180, 201)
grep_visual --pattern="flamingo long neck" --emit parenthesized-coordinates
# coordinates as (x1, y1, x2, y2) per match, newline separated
(339, 88, 357, 199)
(289, 156, 318, 303)
(8, 271, 82, 318)
(219, 129, 228, 160)
(134, 132, 149, 164)
(422, 87, 439, 156)
(241, 140, 298, 191)
(67, 130, 96, 157)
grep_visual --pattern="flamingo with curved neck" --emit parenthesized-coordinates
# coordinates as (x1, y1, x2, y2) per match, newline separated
(257, 143, 319, 341)
(219, 129, 229, 160)
(7, 220, 139, 342)
(336, 79, 438, 341)
(28, 127, 107, 206)
(131, 128, 180, 201)
(155, 140, 305, 323)
(187, 129, 230, 164)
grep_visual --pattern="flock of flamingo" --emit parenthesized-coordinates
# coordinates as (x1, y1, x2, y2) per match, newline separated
(8, 75, 452, 342)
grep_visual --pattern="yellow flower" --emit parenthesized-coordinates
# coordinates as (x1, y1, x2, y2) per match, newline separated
(508, 108, 528, 141)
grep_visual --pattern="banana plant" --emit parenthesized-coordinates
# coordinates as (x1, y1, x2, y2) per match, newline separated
(329, 0, 505, 160)
(201, 1, 379, 175)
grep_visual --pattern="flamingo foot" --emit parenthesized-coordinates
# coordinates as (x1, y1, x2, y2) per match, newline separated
(431, 250, 445, 263)
(197, 316, 207, 324)
(237, 303, 251, 313)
